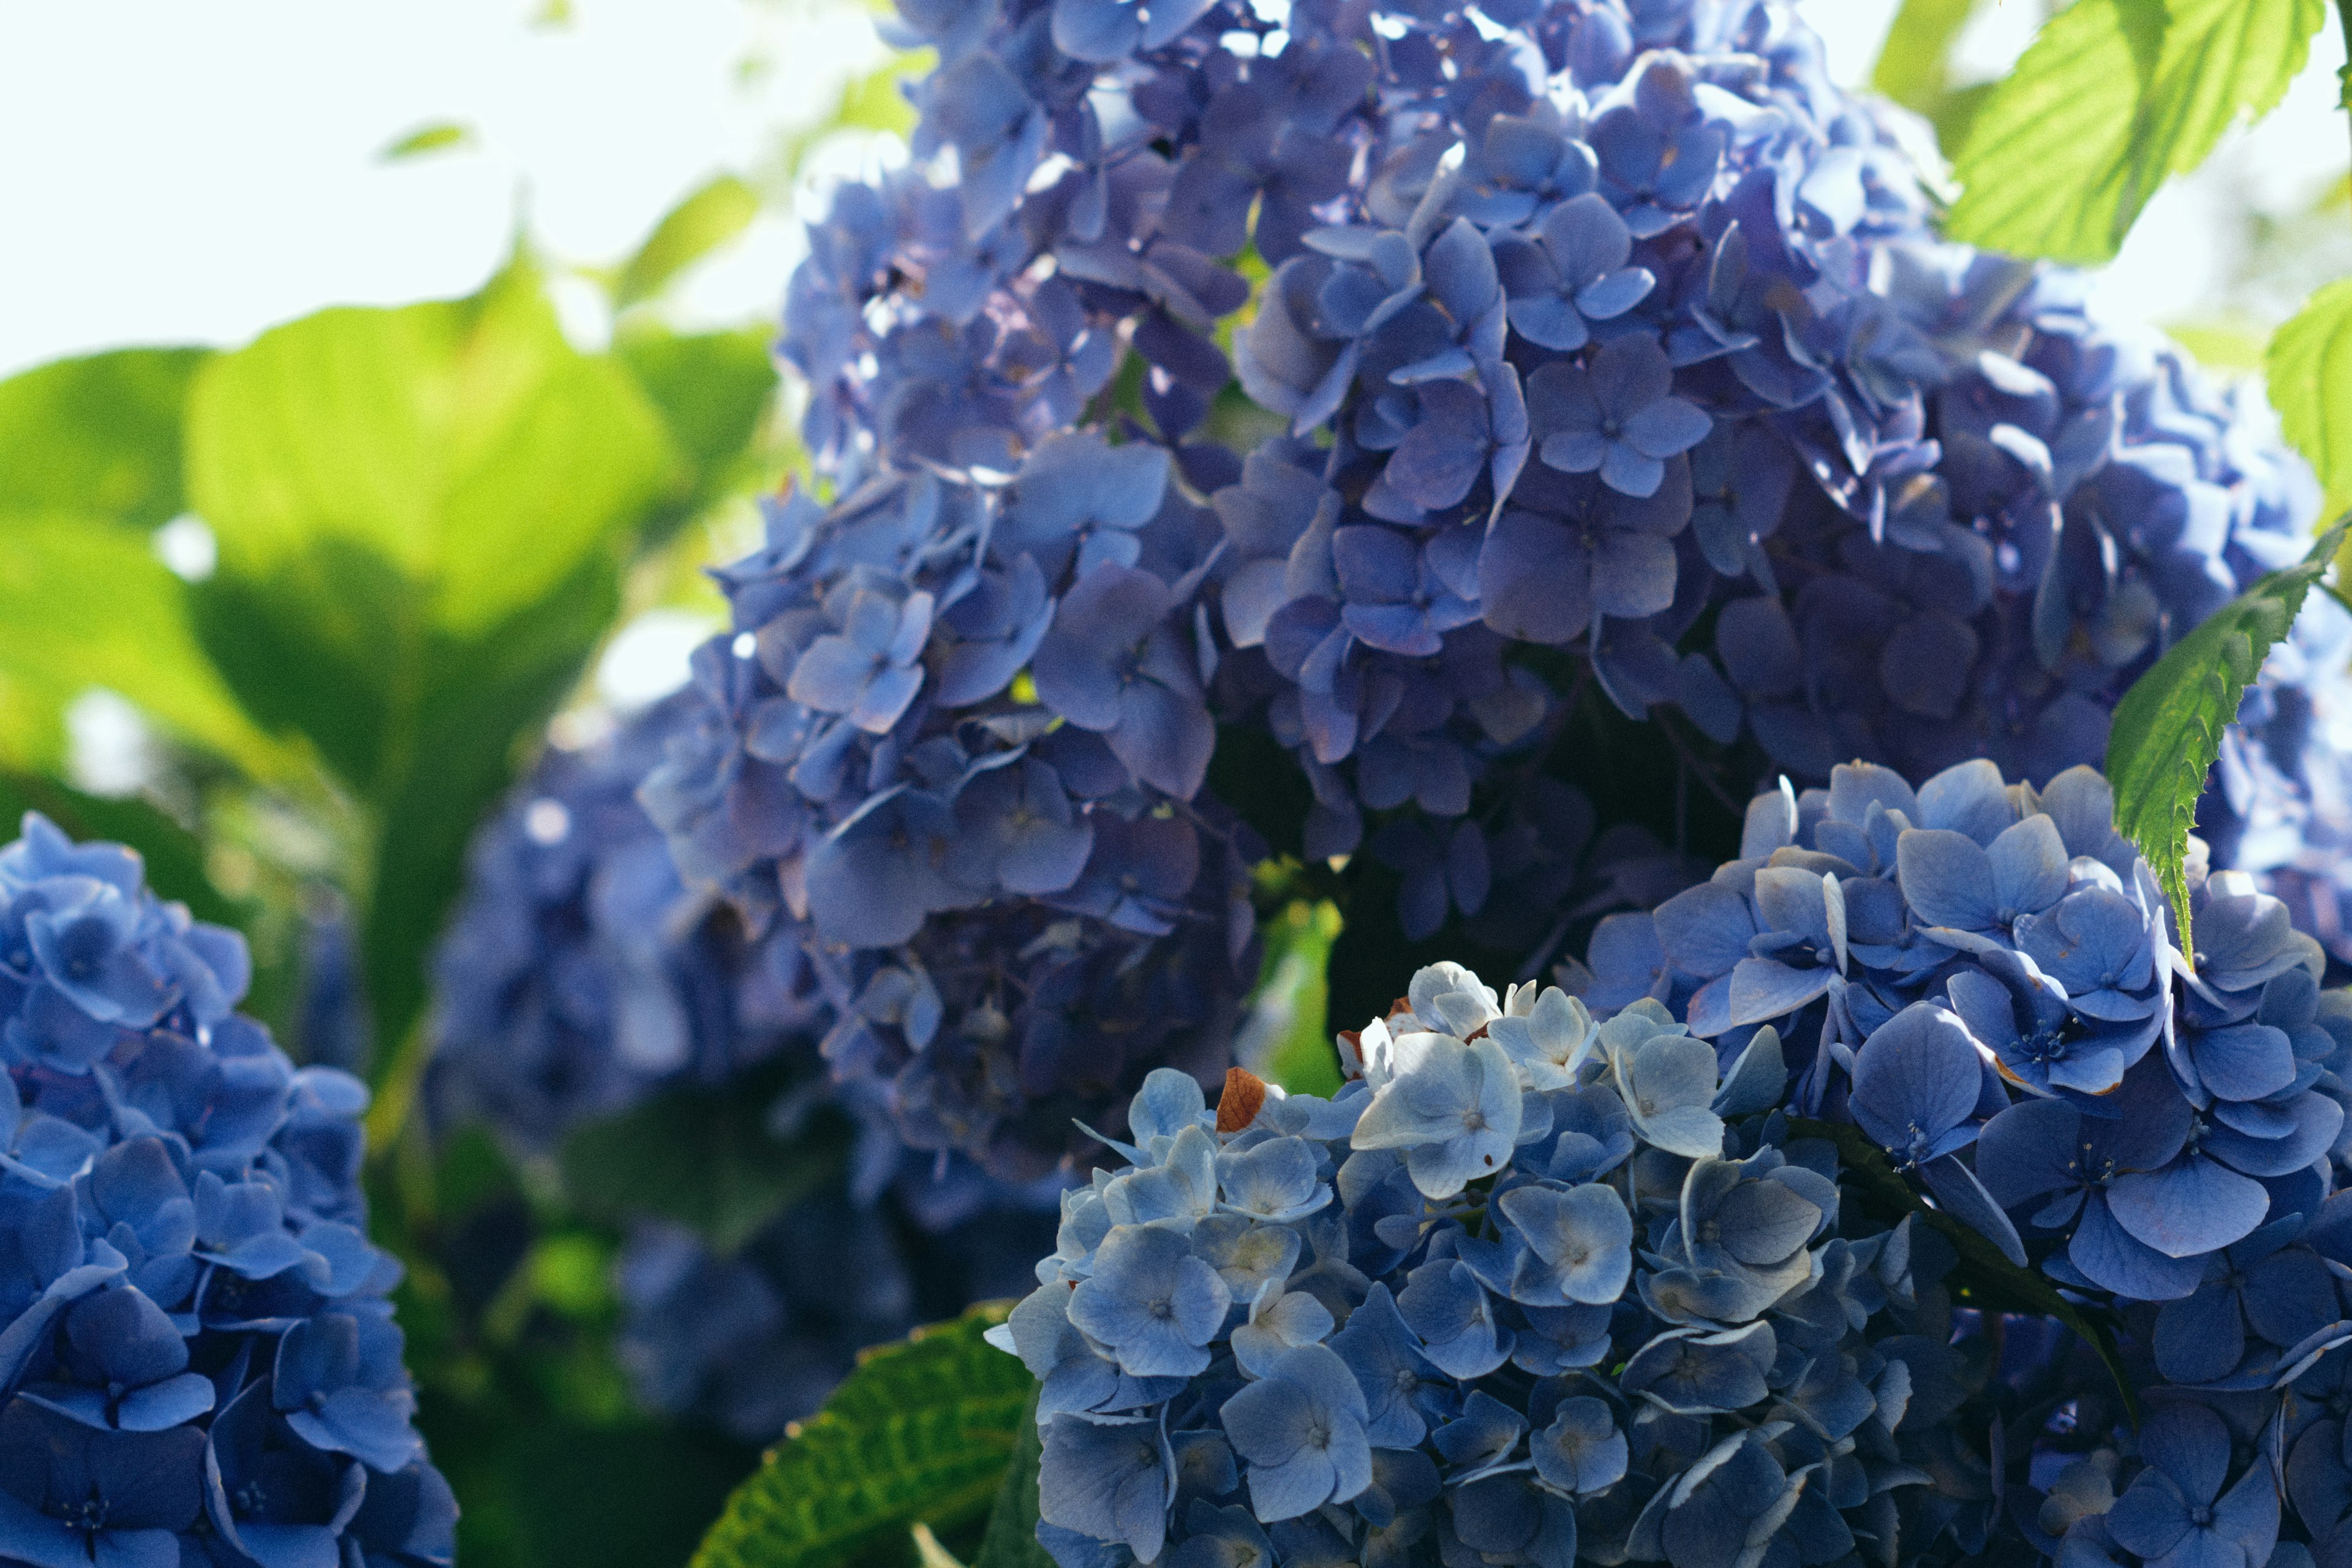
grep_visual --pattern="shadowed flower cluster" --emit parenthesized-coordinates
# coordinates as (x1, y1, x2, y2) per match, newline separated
(0, 813, 452, 1568)
(986, 957, 2043, 1568)
(1578, 756, 2352, 1314)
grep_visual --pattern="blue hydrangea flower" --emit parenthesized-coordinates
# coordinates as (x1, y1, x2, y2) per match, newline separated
(0, 813, 448, 1568)
(992, 951, 2005, 1568)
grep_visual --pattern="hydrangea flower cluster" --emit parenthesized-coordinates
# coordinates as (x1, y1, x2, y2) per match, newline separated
(1581, 755, 2352, 1310)
(0, 813, 452, 1568)
(990, 964, 1994, 1567)
(431, 701, 1063, 1439)
(640, 451, 1264, 1180)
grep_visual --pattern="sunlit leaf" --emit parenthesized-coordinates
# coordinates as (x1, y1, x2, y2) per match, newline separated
(1871, 0, 1979, 113)
(183, 259, 682, 1055)
(614, 176, 761, 310)
(774, 55, 927, 179)
(379, 121, 478, 161)
(2269, 277, 2352, 522)
(614, 325, 782, 538)
(0, 348, 208, 527)
(1946, 0, 2324, 263)
(0, 515, 288, 778)
(2107, 523, 2346, 959)
(693, 1306, 1031, 1568)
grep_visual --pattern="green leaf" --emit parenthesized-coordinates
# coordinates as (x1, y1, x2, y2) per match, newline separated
(2106, 522, 2347, 961)
(1790, 1118, 2136, 1421)
(0, 516, 290, 777)
(1871, 0, 1980, 114)
(0, 348, 208, 527)
(971, 1391, 1054, 1568)
(773, 55, 927, 180)
(2268, 277, 2352, 522)
(614, 176, 761, 311)
(1253, 899, 1343, 1098)
(692, 1305, 1034, 1568)
(182, 260, 682, 1055)
(379, 121, 477, 161)
(558, 1069, 848, 1252)
(614, 326, 782, 538)
(1945, 0, 2324, 263)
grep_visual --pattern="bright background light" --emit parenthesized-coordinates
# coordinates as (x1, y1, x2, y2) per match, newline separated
(4, 0, 2346, 382)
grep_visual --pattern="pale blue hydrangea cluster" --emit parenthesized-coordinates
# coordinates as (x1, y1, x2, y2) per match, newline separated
(0, 813, 451, 1568)
(990, 959, 2133, 1567)
(1580, 755, 2352, 1317)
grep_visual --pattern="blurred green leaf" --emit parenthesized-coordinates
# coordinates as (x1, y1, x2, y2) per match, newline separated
(615, 176, 761, 311)
(380, 121, 478, 161)
(1871, 0, 1977, 113)
(0, 348, 208, 527)
(183, 258, 682, 1055)
(559, 1074, 847, 1252)
(2269, 277, 2352, 522)
(1946, 0, 2324, 263)
(970, 1392, 1052, 1568)
(614, 326, 780, 537)
(0, 516, 290, 776)
(1253, 899, 1343, 1097)
(693, 1305, 1031, 1568)
(2107, 523, 2345, 959)
(2163, 317, 2274, 369)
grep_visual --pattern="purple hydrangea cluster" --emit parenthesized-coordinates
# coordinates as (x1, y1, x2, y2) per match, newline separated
(0, 813, 452, 1568)
(639, 456, 1264, 1181)
(993, 962, 2037, 1568)
(1580, 756, 2352, 1312)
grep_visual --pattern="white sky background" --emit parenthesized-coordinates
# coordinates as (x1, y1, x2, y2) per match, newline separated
(1, 0, 2346, 382)
(3, 0, 2347, 727)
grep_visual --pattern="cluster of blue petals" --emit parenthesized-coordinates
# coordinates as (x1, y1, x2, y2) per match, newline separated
(0, 813, 451, 1568)
(640, 451, 1263, 1180)
(431, 703, 1061, 1439)
(995, 960, 2015, 1567)
(1583, 756, 2352, 1309)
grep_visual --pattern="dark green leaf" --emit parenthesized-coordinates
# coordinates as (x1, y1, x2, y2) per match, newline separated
(692, 1305, 1034, 1568)
(0, 348, 208, 528)
(971, 1391, 1054, 1568)
(614, 327, 781, 538)
(2106, 522, 2347, 960)
(1947, 0, 2324, 263)
(1790, 1118, 2136, 1422)
(559, 1069, 848, 1252)
(2268, 277, 2352, 522)
(615, 176, 761, 310)
(380, 122, 478, 161)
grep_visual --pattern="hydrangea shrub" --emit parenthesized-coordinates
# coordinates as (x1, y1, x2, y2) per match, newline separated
(0, 813, 451, 1568)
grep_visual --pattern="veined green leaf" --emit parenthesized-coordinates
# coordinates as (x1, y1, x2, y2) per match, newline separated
(615, 176, 761, 310)
(2268, 277, 2352, 522)
(0, 348, 209, 527)
(2106, 523, 2346, 960)
(182, 261, 682, 1058)
(1947, 0, 2324, 263)
(692, 1306, 1034, 1568)
(971, 1391, 1054, 1568)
